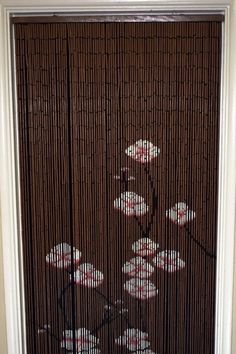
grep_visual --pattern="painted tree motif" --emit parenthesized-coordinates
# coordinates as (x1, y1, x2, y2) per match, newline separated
(38, 139, 208, 353)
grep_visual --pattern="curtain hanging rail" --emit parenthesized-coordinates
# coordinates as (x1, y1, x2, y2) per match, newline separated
(11, 14, 224, 24)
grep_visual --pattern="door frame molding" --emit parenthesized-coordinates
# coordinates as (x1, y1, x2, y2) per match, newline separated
(0, 2, 235, 354)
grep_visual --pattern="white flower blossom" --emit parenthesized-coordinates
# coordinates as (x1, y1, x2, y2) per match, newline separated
(61, 328, 100, 353)
(125, 140, 160, 163)
(132, 238, 159, 257)
(153, 250, 185, 273)
(166, 202, 195, 226)
(115, 328, 150, 351)
(114, 192, 149, 216)
(122, 256, 154, 278)
(46, 243, 81, 269)
(72, 263, 104, 288)
(124, 278, 158, 300)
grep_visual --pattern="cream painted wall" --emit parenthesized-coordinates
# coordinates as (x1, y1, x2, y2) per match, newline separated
(233, 271, 236, 353)
(0, 1, 235, 354)
(0, 214, 8, 354)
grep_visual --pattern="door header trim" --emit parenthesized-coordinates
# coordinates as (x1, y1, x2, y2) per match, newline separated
(11, 14, 224, 23)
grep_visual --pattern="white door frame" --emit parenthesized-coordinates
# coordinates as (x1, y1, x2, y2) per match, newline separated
(0, 1, 235, 354)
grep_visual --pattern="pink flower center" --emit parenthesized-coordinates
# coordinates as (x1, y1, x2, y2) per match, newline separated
(135, 284, 146, 293)
(65, 336, 94, 347)
(159, 255, 175, 265)
(128, 336, 142, 347)
(177, 210, 187, 218)
(136, 146, 148, 156)
(128, 260, 147, 275)
(125, 200, 136, 208)
(55, 250, 71, 262)
(81, 270, 95, 280)
(139, 243, 151, 252)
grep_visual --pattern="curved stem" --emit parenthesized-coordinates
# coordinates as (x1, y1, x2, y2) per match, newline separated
(94, 288, 133, 328)
(37, 323, 62, 346)
(46, 329, 61, 343)
(46, 330, 60, 343)
(58, 282, 73, 329)
(134, 215, 146, 237)
(136, 299, 147, 332)
(184, 225, 216, 260)
(91, 311, 123, 335)
(141, 302, 147, 332)
(144, 166, 158, 236)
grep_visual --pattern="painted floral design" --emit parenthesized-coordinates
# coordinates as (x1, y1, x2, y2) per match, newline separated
(132, 238, 159, 257)
(166, 202, 196, 226)
(72, 263, 104, 288)
(124, 278, 158, 300)
(104, 299, 128, 313)
(40, 133, 204, 354)
(46, 243, 82, 269)
(61, 329, 100, 353)
(115, 328, 151, 352)
(122, 256, 154, 279)
(125, 139, 160, 163)
(153, 250, 185, 273)
(114, 192, 149, 216)
(114, 167, 135, 181)
(37, 324, 51, 334)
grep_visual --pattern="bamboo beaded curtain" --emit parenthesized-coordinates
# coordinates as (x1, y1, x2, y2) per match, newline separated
(14, 20, 222, 354)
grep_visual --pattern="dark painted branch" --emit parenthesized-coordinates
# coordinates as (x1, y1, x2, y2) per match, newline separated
(134, 215, 147, 237)
(144, 166, 158, 236)
(91, 311, 123, 335)
(95, 288, 133, 329)
(37, 323, 63, 347)
(58, 282, 73, 329)
(184, 225, 216, 260)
